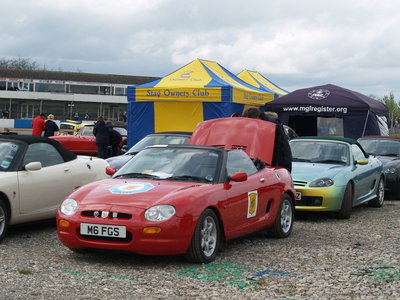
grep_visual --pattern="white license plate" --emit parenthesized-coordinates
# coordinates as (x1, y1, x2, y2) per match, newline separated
(80, 223, 126, 238)
(295, 192, 302, 201)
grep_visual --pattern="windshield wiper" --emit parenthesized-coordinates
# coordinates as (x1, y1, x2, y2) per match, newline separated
(311, 159, 346, 164)
(380, 153, 399, 157)
(164, 175, 212, 183)
(114, 172, 160, 179)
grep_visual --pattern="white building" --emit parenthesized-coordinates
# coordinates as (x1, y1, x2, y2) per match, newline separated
(0, 68, 158, 124)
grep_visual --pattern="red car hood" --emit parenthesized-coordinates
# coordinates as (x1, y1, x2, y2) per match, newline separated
(71, 178, 204, 210)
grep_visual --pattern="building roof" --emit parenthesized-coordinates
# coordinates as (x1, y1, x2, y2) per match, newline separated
(0, 68, 160, 85)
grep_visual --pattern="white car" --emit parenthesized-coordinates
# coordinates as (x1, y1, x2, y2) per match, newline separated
(0, 135, 110, 242)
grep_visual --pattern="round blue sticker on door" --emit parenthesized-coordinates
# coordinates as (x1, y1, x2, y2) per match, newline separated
(109, 182, 155, 194)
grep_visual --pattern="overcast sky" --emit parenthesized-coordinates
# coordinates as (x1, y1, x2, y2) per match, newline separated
(1, 0, 399, 98)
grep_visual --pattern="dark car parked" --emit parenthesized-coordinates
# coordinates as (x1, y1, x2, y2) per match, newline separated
(358, 136, 400, 198)
(106, 132, 192, 170)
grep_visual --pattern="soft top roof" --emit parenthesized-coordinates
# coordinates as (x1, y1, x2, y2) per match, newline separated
(292, 136, 358, 144)
(189, 117, 276, 165)
(0, 135, 77, 162)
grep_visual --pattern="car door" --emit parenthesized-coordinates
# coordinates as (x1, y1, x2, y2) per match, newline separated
(221, 151, 272, 238)
(74, 126, 97, 154)
(351, 144, 378, 203)
(18, 142, 77, 216)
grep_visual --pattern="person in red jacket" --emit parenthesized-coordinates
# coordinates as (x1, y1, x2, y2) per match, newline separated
(31, 113, 46, 136)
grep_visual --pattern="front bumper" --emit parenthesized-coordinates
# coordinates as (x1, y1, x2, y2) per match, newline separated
(294, 185, 345, 212)
(57, 205, 196, 256)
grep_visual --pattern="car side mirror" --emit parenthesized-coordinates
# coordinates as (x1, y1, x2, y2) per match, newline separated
(106, 166, 116, 176)
(229, 172, 248, 182)
(25, 161, 42, 171)
(356, 159, 368, 165)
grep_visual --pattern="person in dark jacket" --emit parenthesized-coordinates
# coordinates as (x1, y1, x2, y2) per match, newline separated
(44, 114, 59, 137)
(93, 116, 110, 159)
(242, 107, 292, 173)
(107, 122, 123, 157)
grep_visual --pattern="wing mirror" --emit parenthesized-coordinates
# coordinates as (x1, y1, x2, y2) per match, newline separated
(106, 166, 117, 176)
(25, 162, 42, 171)
(229, 172, 248, 182)
(356, 159, 368, 165)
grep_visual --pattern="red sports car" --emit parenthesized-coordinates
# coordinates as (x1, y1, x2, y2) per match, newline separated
(51, 125, 127, 156)
(57, 118, 295, 263)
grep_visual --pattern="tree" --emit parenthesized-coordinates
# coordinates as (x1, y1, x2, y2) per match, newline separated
(380, 92, 399, 127)
(0, 57, 41, 70)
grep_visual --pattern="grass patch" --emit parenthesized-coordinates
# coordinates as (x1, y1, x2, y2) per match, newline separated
(18, 269, 33, 275)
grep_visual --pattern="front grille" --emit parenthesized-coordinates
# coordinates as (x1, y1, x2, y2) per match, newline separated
(295, 196, 323, 206)
(293, 180, 308, 187)
(81, 211, 132, 219)
(80, 232, 133, 242)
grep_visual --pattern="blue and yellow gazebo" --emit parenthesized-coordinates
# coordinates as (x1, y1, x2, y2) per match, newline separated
(237, 69, 289, 96)
(127, 59, 277, 145)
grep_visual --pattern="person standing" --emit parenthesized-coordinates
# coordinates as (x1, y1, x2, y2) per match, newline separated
(107, 122, 123, 157)
(31, 113, 46, 136)
(93, 116, 109, 159)
(242, 107, 292, 172)
(44, 114, 59, 137)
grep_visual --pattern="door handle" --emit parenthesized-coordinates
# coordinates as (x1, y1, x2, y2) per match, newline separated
(259, 177, 265, 182)
(64, 168, 70, 172)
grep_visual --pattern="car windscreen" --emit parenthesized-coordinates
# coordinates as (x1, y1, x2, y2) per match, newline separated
(113, 127, 127, 136)
(0, 141, 20, 171)
(359, 139, 400, 156)
(115, 147, 219, 183)
(290, 140, 349, 165)
(127, 135, 190, 154)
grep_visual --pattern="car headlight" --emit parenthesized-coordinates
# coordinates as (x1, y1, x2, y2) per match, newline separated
(384, 167, 396, 174)
(309, 177, 334, 187)
(60, 198, 78, 216)
(144, 205, 176, 222)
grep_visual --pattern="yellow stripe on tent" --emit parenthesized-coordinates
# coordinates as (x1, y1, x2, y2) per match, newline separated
(155, 59, 213, 88)
(154, 102, 203, 132)
(135, 87, 222, 102)
(201, 60, 262, 92)
(232, 89, 275, 105)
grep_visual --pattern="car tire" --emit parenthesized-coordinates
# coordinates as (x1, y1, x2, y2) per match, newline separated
(185, 209, 220, 264)
(266, 194, 294, 238)
(368, 177, 385, 207)
(337, 183, 353, 219)
(0, 199, 9, 243)
(395, 181, 400, 200)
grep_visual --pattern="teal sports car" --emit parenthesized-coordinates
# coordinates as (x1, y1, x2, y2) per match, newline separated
(290, 137, 384, 219)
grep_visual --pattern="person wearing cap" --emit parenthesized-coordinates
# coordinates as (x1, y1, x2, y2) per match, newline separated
(32, 113, 46, 136)
(44, 114, 59, 137)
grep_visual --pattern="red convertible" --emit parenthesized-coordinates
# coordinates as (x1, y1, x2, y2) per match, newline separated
(51, 125, 127, 156)
(57, 118, 295, 263)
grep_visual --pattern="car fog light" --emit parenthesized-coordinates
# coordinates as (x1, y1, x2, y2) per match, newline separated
(143, 227, 162, 234)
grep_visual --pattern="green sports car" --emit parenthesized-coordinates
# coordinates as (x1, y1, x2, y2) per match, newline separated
(290, 137, 384, 219)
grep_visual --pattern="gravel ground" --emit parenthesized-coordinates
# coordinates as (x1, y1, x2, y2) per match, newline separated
(1, 201, 399, 300)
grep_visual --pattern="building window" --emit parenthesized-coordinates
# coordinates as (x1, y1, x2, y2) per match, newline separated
(35, 83, 65, 93)
(69, 84, 98, 94)
(115, 87, 126, 96)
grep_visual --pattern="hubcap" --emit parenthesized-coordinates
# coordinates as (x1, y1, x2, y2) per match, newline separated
(378, 180, 385, 205)
(280, 199, 293, 234)
(0, 206, 5, 235)
(200, 216, 217, 257)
